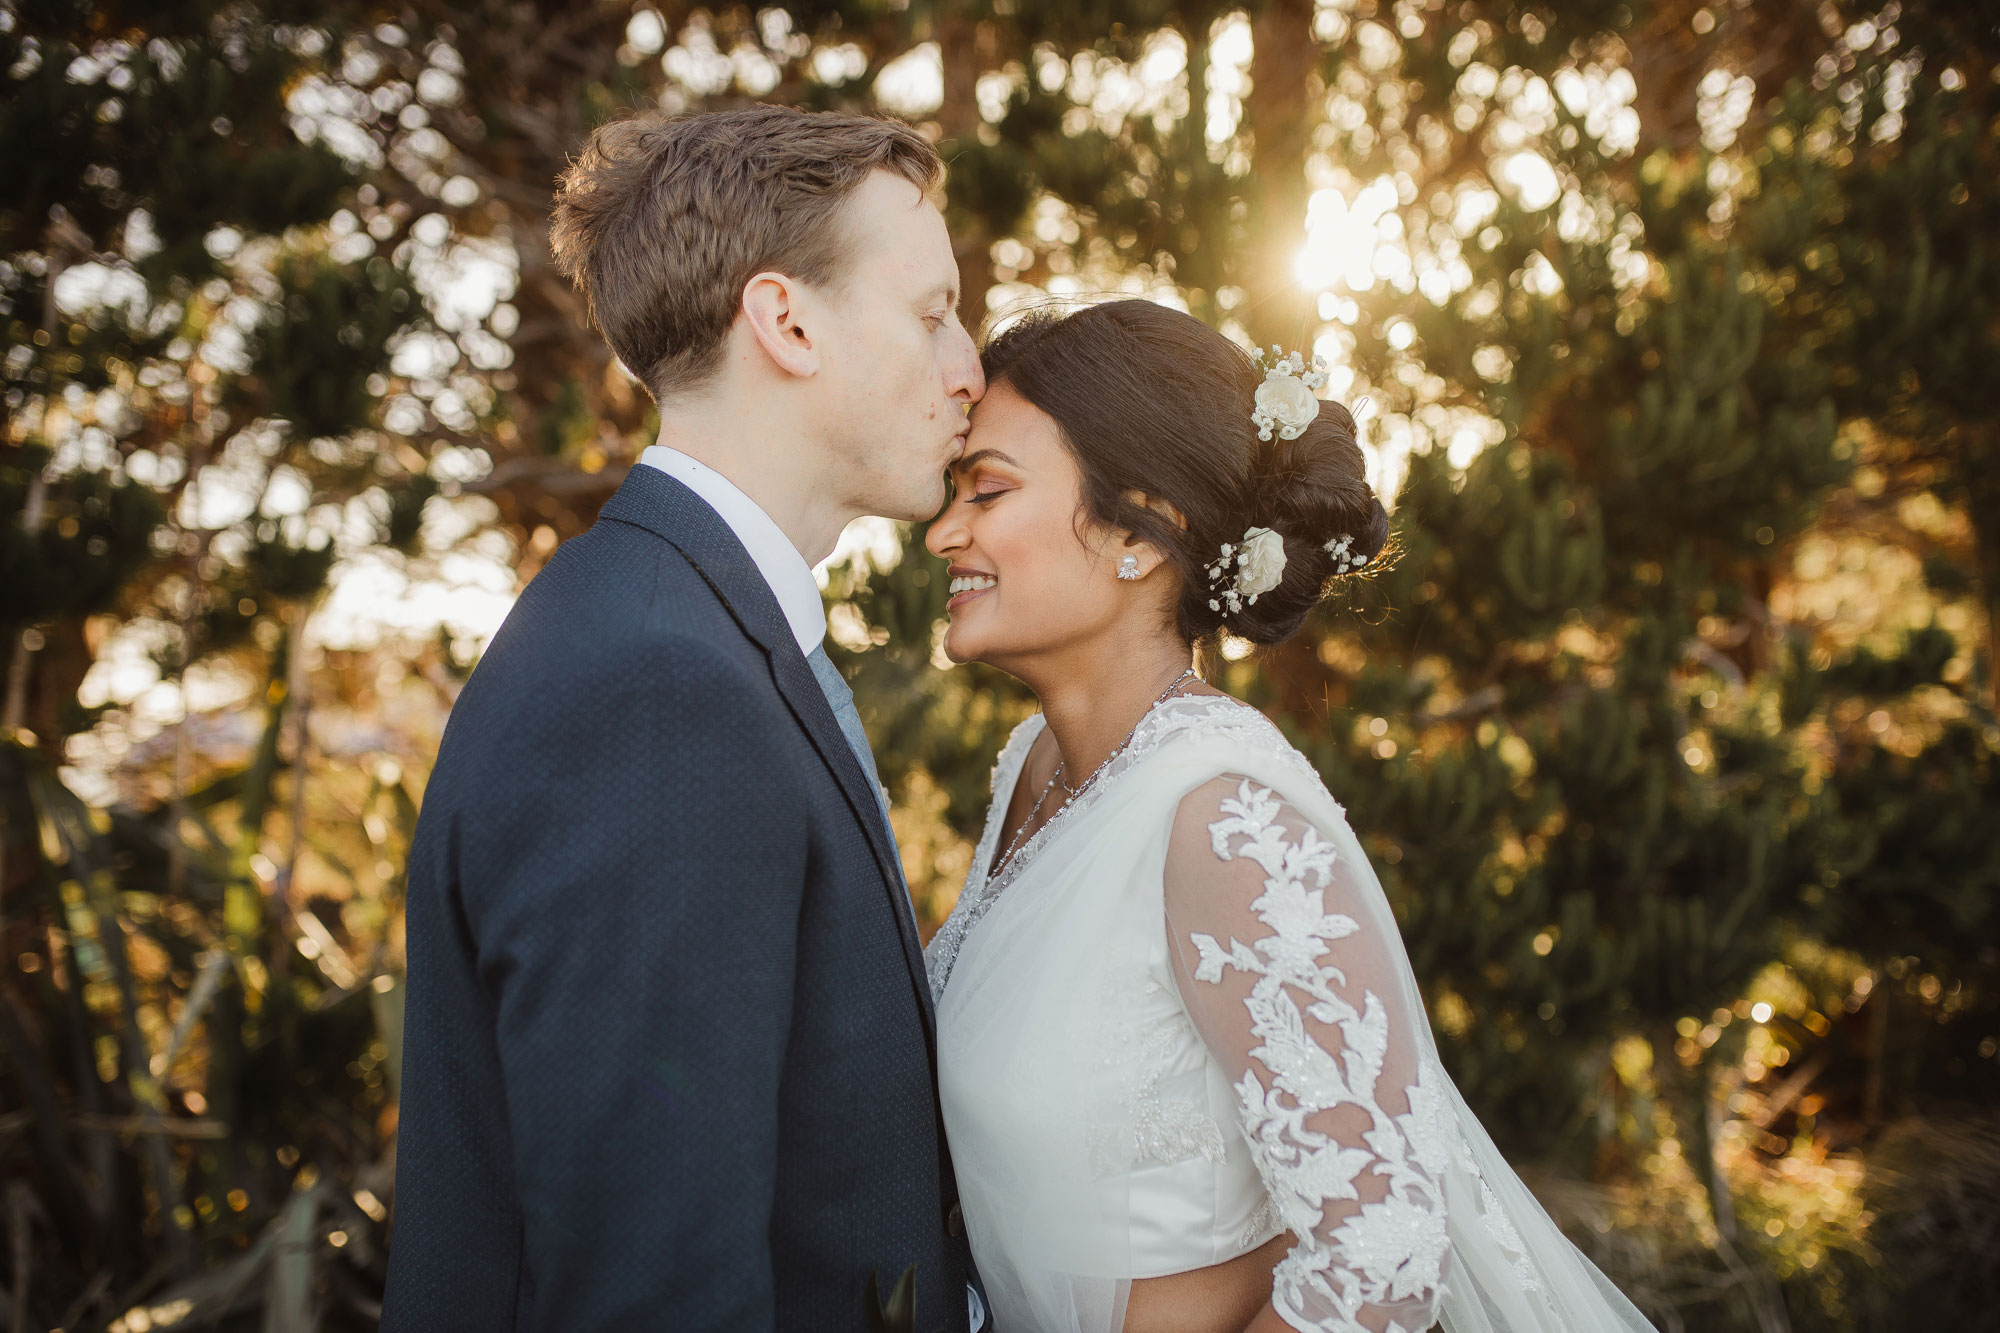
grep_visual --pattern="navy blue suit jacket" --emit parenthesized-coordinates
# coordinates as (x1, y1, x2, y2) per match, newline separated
(382, 465, 968, 1331)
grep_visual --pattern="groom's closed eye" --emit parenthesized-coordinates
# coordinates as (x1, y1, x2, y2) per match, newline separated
(917, 282, 956, 329)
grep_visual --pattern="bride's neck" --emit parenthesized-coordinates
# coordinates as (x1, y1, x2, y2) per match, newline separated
(1025, 633, 1200, 785)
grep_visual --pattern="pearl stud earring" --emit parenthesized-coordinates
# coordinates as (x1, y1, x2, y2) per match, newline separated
(1117, 555, 1141, 581)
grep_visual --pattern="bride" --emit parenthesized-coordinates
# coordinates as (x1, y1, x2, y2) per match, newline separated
(921, 299, 1657, 1333)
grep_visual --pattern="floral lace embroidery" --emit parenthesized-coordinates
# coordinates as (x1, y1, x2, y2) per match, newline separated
(1189, 780, 1449, 1333)
(1082, 958, 1228, 1178)
(1122, 1080, 1230, 1175)
(926, 696, 1324, 998)
(1476, 1179, 1538, 1291)
(1404, 1058, 1542, 1295)
(923, 713, 1044, 996)
(1241, 1192, 1287, 1252)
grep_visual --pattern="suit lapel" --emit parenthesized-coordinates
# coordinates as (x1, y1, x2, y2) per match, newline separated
(598, 466, 938, 1036)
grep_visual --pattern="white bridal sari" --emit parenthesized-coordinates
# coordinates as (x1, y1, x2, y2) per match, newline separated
(926, 695, 1657, 1333)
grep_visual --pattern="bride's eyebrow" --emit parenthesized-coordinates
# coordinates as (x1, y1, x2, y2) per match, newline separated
(955, 448, 1022, 474)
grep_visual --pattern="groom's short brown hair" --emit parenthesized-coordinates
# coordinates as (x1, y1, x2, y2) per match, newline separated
(549, 105, 942, 400)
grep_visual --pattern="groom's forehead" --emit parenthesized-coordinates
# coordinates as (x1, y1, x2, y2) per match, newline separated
(840, 172, 954, 281)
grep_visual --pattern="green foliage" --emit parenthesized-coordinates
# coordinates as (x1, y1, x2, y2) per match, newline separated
(253, 252, 422, 440)
(382, 473, 440, 552)
(0, 11, 355, 267)
(1, 1, 438, 1325)
(1824, 622, 1958, 695)
(1383, 442, 1608, 662)
(1824, 718, 2000, 975)
(0, 443, 160, 623)
(1854, 1115, 2000, 1329)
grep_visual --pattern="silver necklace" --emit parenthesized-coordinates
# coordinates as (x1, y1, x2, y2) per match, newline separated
(985, 667, 1197, 884)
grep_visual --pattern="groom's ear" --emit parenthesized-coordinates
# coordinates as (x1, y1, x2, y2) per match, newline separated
(740, 271, 821, 379)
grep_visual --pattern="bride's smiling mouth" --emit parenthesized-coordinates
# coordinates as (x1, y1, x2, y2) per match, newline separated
(946, 565, 998, 611)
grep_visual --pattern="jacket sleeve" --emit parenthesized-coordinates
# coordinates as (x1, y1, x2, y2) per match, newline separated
(1163, 775, 1449, 1333)
(470, 635, 810, 1330)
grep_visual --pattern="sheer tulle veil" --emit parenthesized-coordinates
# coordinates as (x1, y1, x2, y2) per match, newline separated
(926, 699, 1658, 1333)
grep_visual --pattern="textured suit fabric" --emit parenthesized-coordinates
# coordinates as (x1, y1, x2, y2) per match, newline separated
(807, 644, 897, 836)
(382, 465, 967, 1332)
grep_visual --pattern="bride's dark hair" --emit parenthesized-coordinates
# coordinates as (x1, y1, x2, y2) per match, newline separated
(979, 299, 1390, 647)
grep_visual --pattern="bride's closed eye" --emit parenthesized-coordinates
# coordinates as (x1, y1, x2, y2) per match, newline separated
(950, 468, 1011, 505)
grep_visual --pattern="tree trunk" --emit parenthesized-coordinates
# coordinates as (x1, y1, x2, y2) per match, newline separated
(1241, 0, 1318, 351)
(1237, 0, 1337, 726)
(1621, 0, 1707, 157)
(1964, 425, 2000, 711)
(937, 4, 1000, 336)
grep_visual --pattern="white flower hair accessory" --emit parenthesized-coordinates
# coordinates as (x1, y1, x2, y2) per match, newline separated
(1324, 532, 1370, 575)
(1251, 346, 1330, 442)
(1205, 526, 1288, 615)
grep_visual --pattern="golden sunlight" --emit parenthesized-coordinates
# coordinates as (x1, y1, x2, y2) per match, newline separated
(1293, 177, 1401, 293)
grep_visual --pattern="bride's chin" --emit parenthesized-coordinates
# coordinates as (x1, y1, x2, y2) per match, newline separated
(940, 630, 996, 669)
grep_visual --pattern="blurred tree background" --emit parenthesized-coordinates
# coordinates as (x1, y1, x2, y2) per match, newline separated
(3, 0, 1996, 1329)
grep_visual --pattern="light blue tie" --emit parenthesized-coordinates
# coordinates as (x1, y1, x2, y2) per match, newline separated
(805, 645, 898, 851)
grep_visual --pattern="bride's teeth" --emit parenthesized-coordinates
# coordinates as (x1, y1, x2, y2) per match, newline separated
(950, 575, 997, 595)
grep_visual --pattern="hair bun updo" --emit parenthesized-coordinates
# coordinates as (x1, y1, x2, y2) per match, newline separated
(1222, 398, 1392, 646)
(979, 298, 1391, 649)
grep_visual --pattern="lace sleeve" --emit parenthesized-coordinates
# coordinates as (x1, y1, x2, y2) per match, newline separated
(1163, 776, 1450, 1333)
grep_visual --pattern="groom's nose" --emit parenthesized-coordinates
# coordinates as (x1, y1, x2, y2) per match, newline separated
(945, 323, 985, 404)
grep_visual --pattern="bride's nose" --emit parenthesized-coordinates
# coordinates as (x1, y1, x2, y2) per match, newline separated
(925, 500, 969, 561)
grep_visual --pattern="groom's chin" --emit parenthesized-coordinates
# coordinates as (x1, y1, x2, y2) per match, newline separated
(915, 482, 952, 522)
(883, 483, 950, 526)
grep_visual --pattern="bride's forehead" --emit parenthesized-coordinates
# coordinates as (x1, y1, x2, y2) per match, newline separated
(968, 383, 1063, 449)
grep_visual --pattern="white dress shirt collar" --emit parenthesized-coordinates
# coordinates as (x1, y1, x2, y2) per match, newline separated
(638, 444, 826, 657)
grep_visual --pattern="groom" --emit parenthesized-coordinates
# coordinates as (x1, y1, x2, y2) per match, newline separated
(382, 106, 984, 1330)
